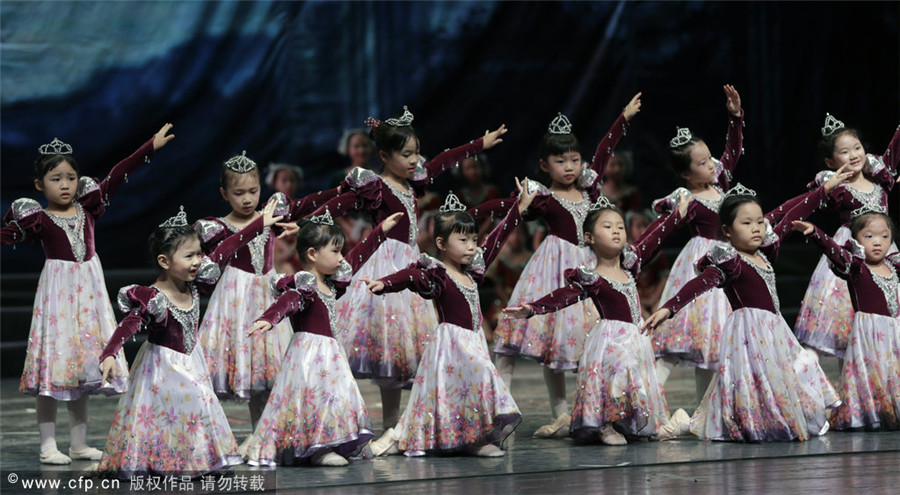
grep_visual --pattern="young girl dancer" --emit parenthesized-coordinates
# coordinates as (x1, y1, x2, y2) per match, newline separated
(472, 93, 642, 437)
(792, 208, 899, 431)
(650, 85, 744, 399)
(98, 201, 283, 477)
(1, 126, 174, 464)
(194, 151, 340, 429)
(504, 192, 692, 445)
(643, 178, 849, 442)
(306, 106, 508, 431)
(366, 182, 534, 457)
(240, 211, 403, 467)
(792, 116, 899, 359)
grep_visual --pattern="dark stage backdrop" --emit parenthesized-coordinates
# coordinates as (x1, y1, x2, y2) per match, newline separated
(2, 1, 898, 272)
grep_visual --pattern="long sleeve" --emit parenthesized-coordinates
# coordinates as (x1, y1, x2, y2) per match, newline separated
(867, 124, 900, 190)
(420, 138, 484, 184)
(805, 225, 855, 278)
(99, 311, 145, 362)
(207, 215, 266, 268)
(306, 167, 383, 219)
(285, 186, 342, 221)
(345, 221, 389, 273)
(631, 206, 684, 270)
(2, 198, 42, 245)
(377, 266, 442, 298)
(478, 201, 523, 272)
(100, 285, 161, 362)
(590, 112, 630, 179)
(765, 189, 814, 224)
(716, 110, 745, 190)
(879, 124, 900, 177)
(78, 137, 155, 217)
(257, 290, 305, 327)
(762, 185, 827, 259)
(528, 279, 590, 317)
(661, 266, 726, 316)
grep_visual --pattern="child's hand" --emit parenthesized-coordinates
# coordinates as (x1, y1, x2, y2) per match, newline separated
(676, 188, 693, 219)
(791, 220, 815, 236)
(623, 92, 642, 121)
(100, 356, 118, 384)
(381, 212, 404, 234)
(360, 276, 385, 294)
(824, 165, 853, 193)
(515, 177, 537, 214)
(275, 221, 299, 239)
(262, 199, 285, 227)
(724, 85, 742, 117)
(153, 123, 175, 151)
(502, 304, 533, 319)
(247, 320, 273, 336)
(641, 308, 672, 334)
(483, 124, 508, 150)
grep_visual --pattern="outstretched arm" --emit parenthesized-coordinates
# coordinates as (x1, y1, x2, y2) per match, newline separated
(643, 265, 725, 333)
(791, 221, 855, 278)
(716, 85, 744, 190)
(589, 93, 639, 178)
(97, 123, 174, 205)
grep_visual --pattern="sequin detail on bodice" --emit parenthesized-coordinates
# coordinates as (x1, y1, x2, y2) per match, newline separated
(220, 216, 270, 275)
(871, 264, 899, 318)
(449, 273, 480, 331)
(45, 203, 86, 263)
(151, 284, 200, 354)
(742, 253, 780, 314)
(550, 191, 590, 247)
(380, 177, 418, 246)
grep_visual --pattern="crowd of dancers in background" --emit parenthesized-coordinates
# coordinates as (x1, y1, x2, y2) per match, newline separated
(3, 85, 899, 478)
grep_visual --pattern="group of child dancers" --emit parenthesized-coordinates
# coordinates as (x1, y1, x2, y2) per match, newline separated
(3, 85, 899, 478)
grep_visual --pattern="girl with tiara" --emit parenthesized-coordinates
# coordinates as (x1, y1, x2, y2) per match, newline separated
(792, 207, 900, 431)
(193, 151, 341, 429)
(643, 176, 851, 442)
(241, 211, 403, 467)
(649, 85, 744, 401)
(471, 93, 642, 437)
(305, 105, 508, 431)
(1, 125, 174, 465)
(791, 115, 899, 360)
(366, 180, 534, 457)
(98, 201, 283, 477)
(504, 191, 693, 445)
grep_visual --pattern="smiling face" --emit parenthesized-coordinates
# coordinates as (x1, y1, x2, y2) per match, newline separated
(722, 201, 765, 252)
(680, 141, 717, 186)
(220, 172, 261, 220)
(540, 151, 584, 187)
(381, 136, 420, 179)
(854, 215, 892, 265)
(825, 131, 867, 174)
(585, 209, 627, 256)
(35, 160, 78, 209)
(159, 236, 203, 284)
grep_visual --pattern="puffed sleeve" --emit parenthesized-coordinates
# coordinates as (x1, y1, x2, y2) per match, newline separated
(375, 253, 446, 299)
(193, 218, 228, 253)
(100, 285, 165, 362)
(306, 167, 382, 218)
(887, 251, 900, 272)
(257, 271, 318, 327)
(528, 266, 597, 316)
(2, 198, 43, 245)
(468, 179, 550, 222)
(194, 215, 266, 294)
(661, 244, 738, 317)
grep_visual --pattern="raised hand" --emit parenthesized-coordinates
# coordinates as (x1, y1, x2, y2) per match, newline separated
(153, 123, 175, 151)
(381, 212, 404, 234)
(676, 188, 693, 219)
(483, 124, 508, 150)
(791, 220, 815, 236)
(515, 177, 537, 214)
(275, 221, 300, 239)
(247, 320, 273, 336)
(641, 308, 672, 334)
(360, 276, 385, 294)
(262, 199, 285, 227)
(724, 85, 742, 117)
(502, 304, 533, 319)
(623, 92, 642, 121)
(823, 164, 854, 193)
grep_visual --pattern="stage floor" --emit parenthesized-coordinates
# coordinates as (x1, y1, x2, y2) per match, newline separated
(2, 357, 898, 494)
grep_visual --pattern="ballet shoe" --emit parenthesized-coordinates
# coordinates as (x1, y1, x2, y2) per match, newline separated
(69, 446, 103, 461)
(533, 413, 570, 438)
(40, 449, 72, 465)
(468, 443, 504, 457)
(370, 428, 400, 456)
(657, 408, 691, 440)
(600, 425, 627, 446)
(311, 451, 349, 467)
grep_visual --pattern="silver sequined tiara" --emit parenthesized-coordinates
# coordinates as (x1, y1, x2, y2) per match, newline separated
(225, 150, 258, 173)
(669, 127, 692, 148)
(821, 113, 845, 137)
(309, 207, 334, 226)
(385, 105, 415, 127)
(159, 205, 188, 228)
(850, 203, 887, 220)
(723, 182, 757, 198)
(439, 191, 467, 213)
(589, 195, 615, 211)
(39, 138, 73, 155)
(548, 112, 573, 135)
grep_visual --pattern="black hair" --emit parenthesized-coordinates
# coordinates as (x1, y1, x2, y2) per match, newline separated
(850, 212, 895, 241)
(371, 121, 419, 157)
(433, 211, 477, 244)
(583, 205, 625, 235)
(34, 154, 79, 181)
(718, 194, 761, 229)
(220, 164, 262, 190)
(148, 225, 200, 268)
(668, 136, 705, 177)
(536, 132, 582, 185)
(818, 128, 863, 163)
(295, 219, 345, 264)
